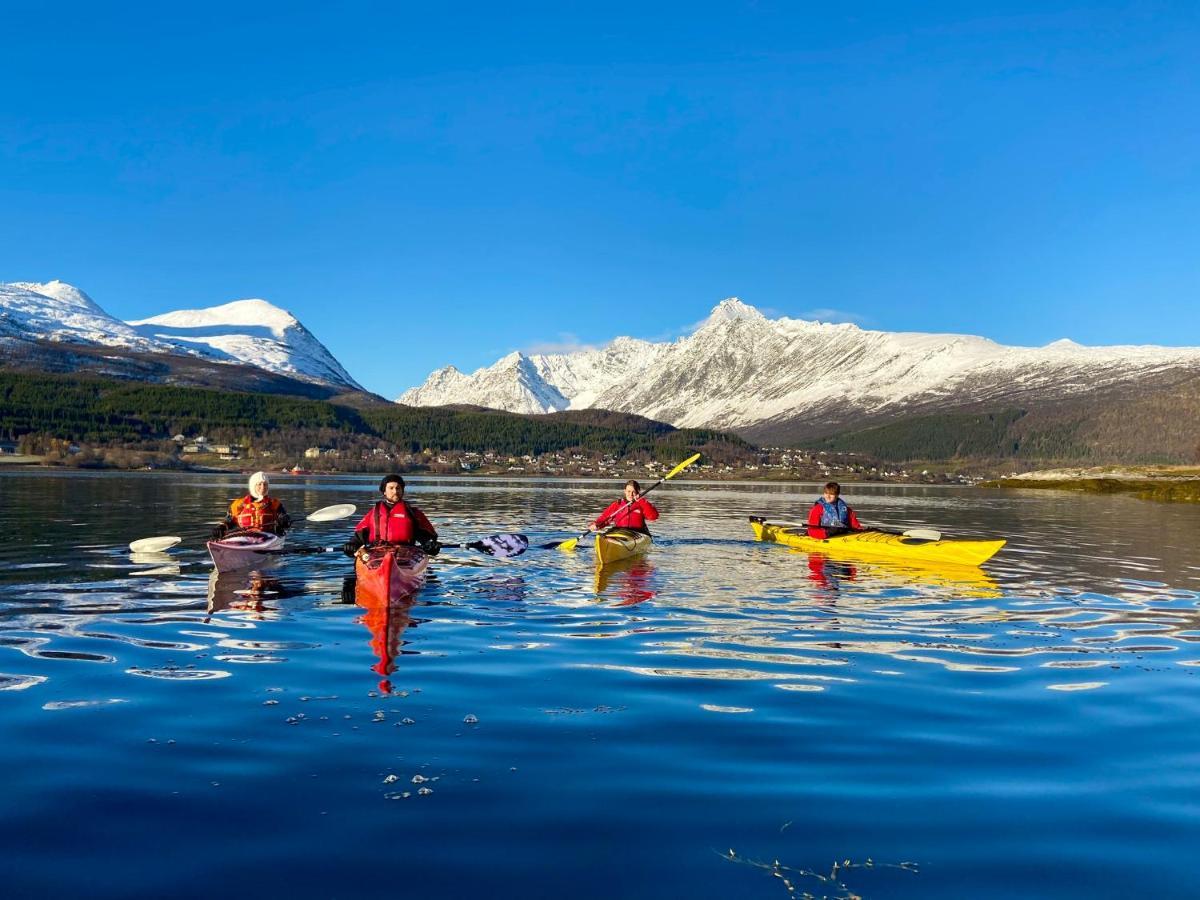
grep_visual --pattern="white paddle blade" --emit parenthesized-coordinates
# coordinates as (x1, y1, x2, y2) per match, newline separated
(306, 503, 356, 522)
(903, 528, 943, 541)
(129, 536, 181, 553)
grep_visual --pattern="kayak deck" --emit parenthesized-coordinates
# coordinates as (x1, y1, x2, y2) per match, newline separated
(207, 530, 286, 572)
(354, 544, 429, 604)
(595, 528, 652, 567)
(750, 518, 1005, 567)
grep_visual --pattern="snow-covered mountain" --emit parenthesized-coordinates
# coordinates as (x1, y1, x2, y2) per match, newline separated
(399, 297, 1200, 437)
(0, 281, 163, 351)
(0, 280, 361, 390)
(128, 299, 361, 389)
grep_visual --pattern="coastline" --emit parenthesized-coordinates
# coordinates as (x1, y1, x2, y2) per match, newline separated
(981, 465, 1200, 503)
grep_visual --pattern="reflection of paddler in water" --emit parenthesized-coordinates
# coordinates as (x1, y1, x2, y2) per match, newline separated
(343, 574, 420, 696)
(807, 554, 857, 590)
(593, 556, 658, 607)
(206, 569, 288, 619)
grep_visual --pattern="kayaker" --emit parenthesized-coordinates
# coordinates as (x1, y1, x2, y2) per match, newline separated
(590, 479, 660, 536)
(806, 481, 863, 540)
(342, 474, 440, 557)
(210, 471, 291, 540)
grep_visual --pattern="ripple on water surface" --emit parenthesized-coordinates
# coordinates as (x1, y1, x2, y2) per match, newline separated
(0, 472, 1199, 898)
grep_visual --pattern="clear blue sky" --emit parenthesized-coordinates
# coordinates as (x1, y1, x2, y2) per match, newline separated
(2, 1, 1197, 398)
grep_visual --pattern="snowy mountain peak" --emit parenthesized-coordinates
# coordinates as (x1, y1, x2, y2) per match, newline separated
(128, 297, 361, 390)
(399, 296, 1200, 437)
(1, 280, 362, 390)
(130, 298, 300, 335)
(704, 297, 765, 325)
(10, 280, 103, 312)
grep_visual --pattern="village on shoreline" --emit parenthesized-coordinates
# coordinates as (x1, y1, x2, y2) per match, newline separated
(5, 437, 1198, 500)
(1, 437, 981, 484)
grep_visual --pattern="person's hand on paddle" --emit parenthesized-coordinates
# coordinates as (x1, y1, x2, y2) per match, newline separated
(210, 523, 228, 541)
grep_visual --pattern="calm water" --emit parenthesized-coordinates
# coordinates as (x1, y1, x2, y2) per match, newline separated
(1, 469, 1199, 898)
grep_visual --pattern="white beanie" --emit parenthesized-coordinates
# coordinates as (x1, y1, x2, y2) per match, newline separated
(248, 471, 268, 500)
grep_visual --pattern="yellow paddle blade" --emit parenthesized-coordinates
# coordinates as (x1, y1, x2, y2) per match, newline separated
(664, 452, 701, 480)
(556, 536, 580, 553)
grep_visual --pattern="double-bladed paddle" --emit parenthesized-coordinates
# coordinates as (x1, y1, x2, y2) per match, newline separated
(548, 453, 702, 552)
(752, 516, 943, 542)
(296, 533, 532, 559)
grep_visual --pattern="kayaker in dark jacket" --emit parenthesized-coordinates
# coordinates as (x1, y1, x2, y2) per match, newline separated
(806, 481, 863, 540)
(591, 479, 660, 536)
(342, 474, 440, 557)
(211, 471, 291, 540)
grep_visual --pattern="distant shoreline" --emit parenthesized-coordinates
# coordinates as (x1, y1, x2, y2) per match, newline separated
(981, 466, 1200, 503)
(0, 459, 987, 488)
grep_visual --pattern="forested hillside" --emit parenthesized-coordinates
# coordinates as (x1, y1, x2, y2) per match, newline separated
(805, 372, 1200, 465)
(0, 371, 748, 464)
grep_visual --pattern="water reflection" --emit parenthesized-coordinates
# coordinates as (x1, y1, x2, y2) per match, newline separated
(594, 557, 658, 606)
(1, 470, 1199, 706)
(206, 570, 292, 619)
(344, 574, 425, 695)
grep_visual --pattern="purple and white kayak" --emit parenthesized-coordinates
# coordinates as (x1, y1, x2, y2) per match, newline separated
(206, 530, 286, 572)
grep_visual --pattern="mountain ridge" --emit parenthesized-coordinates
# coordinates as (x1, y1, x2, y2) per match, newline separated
(0, 280, 361, 391)
(399, 297, 1200, 442)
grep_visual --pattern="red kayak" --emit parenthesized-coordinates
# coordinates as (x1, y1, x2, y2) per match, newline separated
(354, 544, 429, 605)
(206, 530, 286, 572)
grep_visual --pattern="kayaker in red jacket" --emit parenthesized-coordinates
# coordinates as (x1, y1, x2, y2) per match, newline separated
(806, 481, 863, 540)
(591, 479, 660, 536)
(211, 471, 291, 540)
(342, 474, 440, 557)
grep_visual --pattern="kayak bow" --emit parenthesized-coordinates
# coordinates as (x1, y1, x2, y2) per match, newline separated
(354, 544, 430, 604)
(207, 530, 286, 572)
(595, 528, 652, 568)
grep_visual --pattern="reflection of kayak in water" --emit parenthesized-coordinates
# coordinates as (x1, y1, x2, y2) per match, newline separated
(347, 569, 421, 695)
(206, 569, 290, 616)
(593, 556, 657, 606)
(356, 595, 416, 694)
(805, 552, 1002, 598)
(595, 528, 651, 567)
(750, 518, 1005, 567)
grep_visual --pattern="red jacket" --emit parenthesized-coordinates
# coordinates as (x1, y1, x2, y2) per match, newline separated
(806, 499, 862, 540)
(353, 500, 437, 546)
(595, 497, 659, 532)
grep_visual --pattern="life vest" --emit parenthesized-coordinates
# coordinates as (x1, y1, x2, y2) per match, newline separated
(816, 498, 851, 528)
(230, 495, 285, 530)
(356, 500, 434, 545)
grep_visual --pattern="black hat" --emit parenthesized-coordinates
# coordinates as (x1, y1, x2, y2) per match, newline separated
(379, 474, 405, 493)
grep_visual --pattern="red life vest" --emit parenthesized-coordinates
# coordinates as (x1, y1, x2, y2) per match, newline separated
(354, 501, 436, 545)
(595, 497, 659, 531)
(230, 495, 285, 530)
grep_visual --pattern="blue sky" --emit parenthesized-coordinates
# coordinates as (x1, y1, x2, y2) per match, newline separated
(2, 1, 1197, 398)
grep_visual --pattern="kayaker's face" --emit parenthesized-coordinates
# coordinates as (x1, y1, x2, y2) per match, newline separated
(624, 484, 638, 501)
(384, 482, 403, 503)
(252, 478, 268, 497)
(823, 489, 839, 503)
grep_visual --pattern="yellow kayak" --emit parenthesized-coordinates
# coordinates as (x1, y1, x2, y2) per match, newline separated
(595, 528, 652, 567)
(750, 518, 1005, 567)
